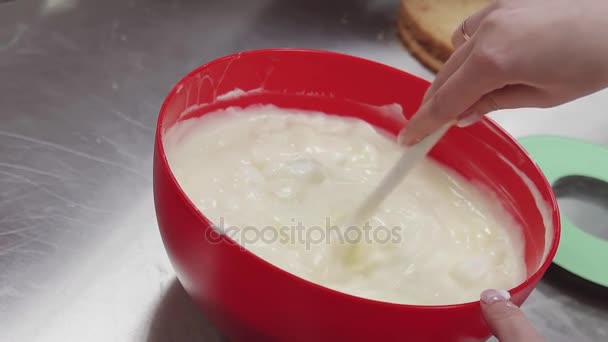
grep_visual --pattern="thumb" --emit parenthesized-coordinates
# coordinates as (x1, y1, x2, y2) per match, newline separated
(480, 289, 544, 342)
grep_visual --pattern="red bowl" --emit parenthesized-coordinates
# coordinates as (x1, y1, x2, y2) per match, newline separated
(153, 49, 560, 342)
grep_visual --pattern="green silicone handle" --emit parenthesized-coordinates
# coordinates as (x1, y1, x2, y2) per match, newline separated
(519, 135, 608, 287)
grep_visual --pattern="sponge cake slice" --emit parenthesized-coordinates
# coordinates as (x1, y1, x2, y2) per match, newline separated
(398, 0, 488, 73)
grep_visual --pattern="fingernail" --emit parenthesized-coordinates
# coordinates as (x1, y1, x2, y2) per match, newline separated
(480, 289, 511, 304)
(456, 111, 483, 127)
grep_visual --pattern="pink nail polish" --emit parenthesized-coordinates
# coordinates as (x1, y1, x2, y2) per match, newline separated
(480, 289, 511, 304)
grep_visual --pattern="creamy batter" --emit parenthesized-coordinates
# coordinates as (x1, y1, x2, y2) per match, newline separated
(164, 104, 526, 305)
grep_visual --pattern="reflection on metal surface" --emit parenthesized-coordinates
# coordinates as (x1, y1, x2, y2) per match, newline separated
(41, 0, 79, 15)
(145, 280, 224, 342)
(0, 23, 27, 50)
(1, 0, 608, 341)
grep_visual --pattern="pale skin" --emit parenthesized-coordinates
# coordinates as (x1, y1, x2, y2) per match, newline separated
(400, 0, 608, 341)
(400, 0, 608, 145)
(480, 289, 543, 342)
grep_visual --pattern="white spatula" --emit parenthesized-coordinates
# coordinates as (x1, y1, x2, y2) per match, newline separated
(350, 121, 454, 224)
(336, 121, 455, 266)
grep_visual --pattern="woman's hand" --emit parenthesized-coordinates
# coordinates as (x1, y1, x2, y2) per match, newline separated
(480, 289, 544, 341)
(400, 0, 608, 145)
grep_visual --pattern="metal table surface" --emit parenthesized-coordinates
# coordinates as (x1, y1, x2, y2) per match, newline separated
(1, 1, 607, 341)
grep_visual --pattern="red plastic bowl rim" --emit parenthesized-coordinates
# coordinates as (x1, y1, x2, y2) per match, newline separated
(155, 48, 561, 312)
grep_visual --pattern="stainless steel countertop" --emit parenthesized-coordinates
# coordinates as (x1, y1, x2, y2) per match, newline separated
(1, 1, 607, 341)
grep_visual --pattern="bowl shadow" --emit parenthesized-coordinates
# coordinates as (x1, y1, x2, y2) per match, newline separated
(540, 263, 608, 305)
(146, 279, 227, 342)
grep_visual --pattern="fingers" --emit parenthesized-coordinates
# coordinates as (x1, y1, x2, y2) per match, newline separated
(423, 2, 498, 105)
(480, 289, 544, 342)
(451, 1, 498, 49)
(401, 52, 501, 145)
(421, 39, 474, 104)
(401, 0, 550, 145)
(424, 3, 496, 105)
(451, 9, 490, 48)
(456, 85, 551, 127)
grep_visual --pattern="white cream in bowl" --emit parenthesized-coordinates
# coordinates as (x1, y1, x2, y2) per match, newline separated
(163, 105, 526, 305)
